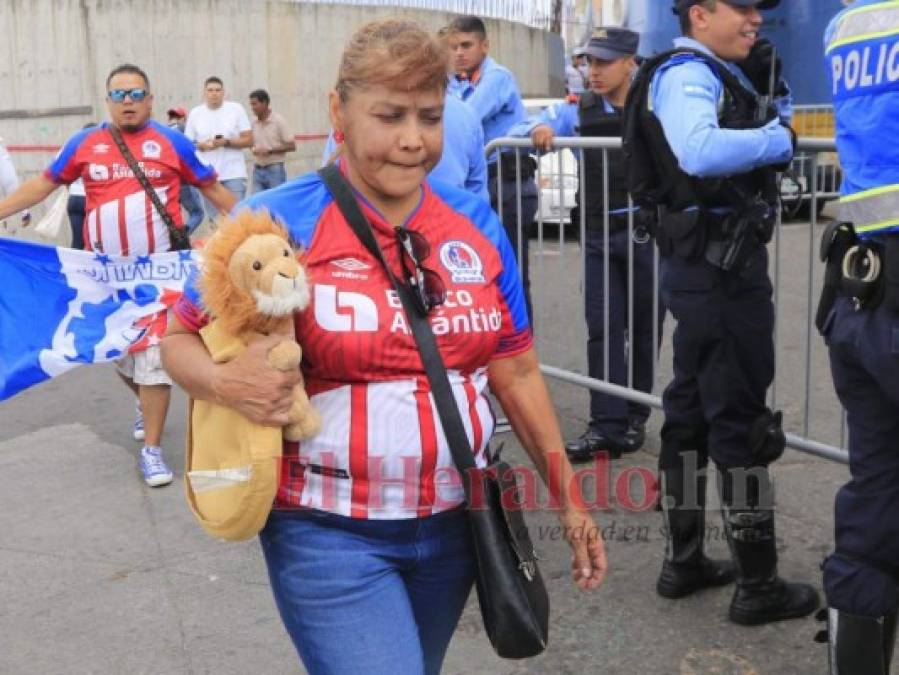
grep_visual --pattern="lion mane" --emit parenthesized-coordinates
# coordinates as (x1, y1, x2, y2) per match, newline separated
(198, 209, 304, 338)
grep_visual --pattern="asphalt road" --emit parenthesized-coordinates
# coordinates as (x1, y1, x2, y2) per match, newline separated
(0, 208, 891, 674)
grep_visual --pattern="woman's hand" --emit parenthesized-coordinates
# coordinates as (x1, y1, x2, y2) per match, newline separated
(211, 334, 302, 426)
(559, 507, 607, 591)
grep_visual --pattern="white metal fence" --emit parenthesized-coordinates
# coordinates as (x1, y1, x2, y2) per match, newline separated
(487, 135, 848, 464)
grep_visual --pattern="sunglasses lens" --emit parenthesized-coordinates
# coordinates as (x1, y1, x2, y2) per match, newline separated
(109, 88, 146, 102)
(422, 269, 446, 309)
(408, 230, 430, 261)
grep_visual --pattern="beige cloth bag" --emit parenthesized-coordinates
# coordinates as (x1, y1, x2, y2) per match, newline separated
(185, 318, 282, 541)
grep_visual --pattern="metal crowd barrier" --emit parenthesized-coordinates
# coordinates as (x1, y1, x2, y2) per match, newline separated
(486, 136, 848, 465)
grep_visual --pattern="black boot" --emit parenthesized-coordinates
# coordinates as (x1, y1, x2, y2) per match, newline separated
(827, 608, 898, 674)
(656, 467, 734, 599)
(565, 427, 616, 463)
(719, 467, 820, 625)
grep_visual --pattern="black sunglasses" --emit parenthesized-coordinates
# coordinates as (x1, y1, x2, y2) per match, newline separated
(395, 227, 446, 315)
(108, 88, 149, 103)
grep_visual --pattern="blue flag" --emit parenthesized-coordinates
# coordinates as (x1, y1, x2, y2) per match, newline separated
(0, 238, 198, 401)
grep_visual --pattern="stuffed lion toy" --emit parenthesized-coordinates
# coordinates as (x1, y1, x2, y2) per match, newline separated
(199, 209, 320, 441)
(185, 210, 319, 541)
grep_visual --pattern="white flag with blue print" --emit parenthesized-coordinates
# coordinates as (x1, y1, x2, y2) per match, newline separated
(0, 238, 198, 401)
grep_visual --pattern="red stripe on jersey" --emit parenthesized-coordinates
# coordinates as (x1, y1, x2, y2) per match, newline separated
(349, 384, 369, 518)
(276, 440, 305, 508)
(462, 375, 483, 459)
(145, 196, 156, 252)
(415, 376, 438, 517)
(95, 208, 104, 252)
(117, 198, 129, 256)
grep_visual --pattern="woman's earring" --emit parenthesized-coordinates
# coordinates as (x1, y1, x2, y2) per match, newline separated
(334, 130, 345, 143)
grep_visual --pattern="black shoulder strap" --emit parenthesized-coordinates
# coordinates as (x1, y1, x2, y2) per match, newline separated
(316, 165, 480, 492)
(108, 125, 184, 243)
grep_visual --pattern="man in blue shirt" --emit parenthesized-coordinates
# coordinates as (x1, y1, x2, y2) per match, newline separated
(321, 92, 488, 202)
(625, 0, 818, 626)
(817, 2, 899, 671)
(508, 28, 663, 462)
(446, 15, 537, 322)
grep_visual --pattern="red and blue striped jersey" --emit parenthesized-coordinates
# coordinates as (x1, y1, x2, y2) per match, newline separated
(174, 169, 532, 519)
(46, 121, 216, 255)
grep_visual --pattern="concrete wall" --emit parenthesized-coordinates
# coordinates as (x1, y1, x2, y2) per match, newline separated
(1, 0, 564, 186)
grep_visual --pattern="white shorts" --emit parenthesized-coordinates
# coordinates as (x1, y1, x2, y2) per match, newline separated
(115, 345, 172, 386)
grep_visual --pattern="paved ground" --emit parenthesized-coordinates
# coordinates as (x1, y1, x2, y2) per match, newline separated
(1, 209, 893, 674)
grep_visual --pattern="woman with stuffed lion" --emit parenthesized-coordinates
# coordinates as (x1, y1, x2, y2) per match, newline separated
(162, 18, 606, 675)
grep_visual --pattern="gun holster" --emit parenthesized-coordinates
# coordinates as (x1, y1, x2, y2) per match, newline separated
(704, 199, 776, 274)
(816, 222, 857, 332)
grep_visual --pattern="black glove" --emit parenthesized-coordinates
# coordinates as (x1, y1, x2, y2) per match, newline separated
(737, 38, 785, 96)
(772, 124, 797, 172)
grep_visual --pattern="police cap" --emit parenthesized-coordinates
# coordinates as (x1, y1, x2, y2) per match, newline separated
(673, 0, 780, 14)
(581, 27, 639, 62)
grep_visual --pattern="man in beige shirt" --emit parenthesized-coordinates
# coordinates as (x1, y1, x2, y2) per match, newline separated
(249, 89, 296, 194)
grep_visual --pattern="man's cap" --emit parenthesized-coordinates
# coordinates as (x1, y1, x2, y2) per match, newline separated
(673, 0, 780, 14)
(581, 27, 640, 61)
(166, 106, 186, 118)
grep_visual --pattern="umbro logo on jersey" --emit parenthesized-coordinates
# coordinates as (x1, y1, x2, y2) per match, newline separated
(92, 144, 110, 154)
(330, 258, 371, 272)
(314, 284, 378, 332)
(88, 163, 109, 181)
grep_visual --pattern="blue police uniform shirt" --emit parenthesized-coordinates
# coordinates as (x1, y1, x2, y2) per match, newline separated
(824, 0, 899, 237)
(320, 93, 489, 202)
(507, 97, 636, 215)
(448, 56, 528, 162)
(650, 37, 794, 179)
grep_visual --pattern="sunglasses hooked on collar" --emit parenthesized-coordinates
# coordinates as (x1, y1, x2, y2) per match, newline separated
(394, 227, 446, 316)
(108, 88, 149, 103)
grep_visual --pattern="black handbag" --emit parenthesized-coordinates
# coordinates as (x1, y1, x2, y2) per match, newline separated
(318, 165, 549, 659)
(108, 125, 191, 251)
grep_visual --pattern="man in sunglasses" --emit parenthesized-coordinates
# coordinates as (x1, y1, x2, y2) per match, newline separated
(0, 63, 236, 489)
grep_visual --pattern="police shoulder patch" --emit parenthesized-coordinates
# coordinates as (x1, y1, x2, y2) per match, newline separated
(682, 81, 716, 100)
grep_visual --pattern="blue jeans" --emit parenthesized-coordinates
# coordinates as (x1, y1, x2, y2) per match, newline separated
(66, 195, 86, 249)
(202, 177, 247, 220)
(259, 507, 475, 675)
(253, 162, 287, 194)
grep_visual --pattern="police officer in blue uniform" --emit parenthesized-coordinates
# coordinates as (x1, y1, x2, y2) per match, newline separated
(817, 1, 899, 671)
(624, 0, 819, 624)
(508, 28, 663, 460)
(446, 15, 537, 322)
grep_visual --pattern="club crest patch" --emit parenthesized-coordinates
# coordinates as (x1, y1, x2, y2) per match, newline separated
(141, 140, 162, 159)
(439, 240, 484, 284)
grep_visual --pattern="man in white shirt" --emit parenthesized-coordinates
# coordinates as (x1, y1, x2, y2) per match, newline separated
(0, 139, 30, 233)
(185, 76, 253, 219)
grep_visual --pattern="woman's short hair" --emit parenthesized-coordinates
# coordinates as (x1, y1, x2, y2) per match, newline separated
(335, 18, 448, 103)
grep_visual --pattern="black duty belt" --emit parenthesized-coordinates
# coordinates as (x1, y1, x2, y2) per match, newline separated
(585, 211, 648, 232)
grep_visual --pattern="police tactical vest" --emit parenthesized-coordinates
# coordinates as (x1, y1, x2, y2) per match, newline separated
(826, 1, 899, 237)
(623, 48, 777, 212)
(577, 91, 630, 215)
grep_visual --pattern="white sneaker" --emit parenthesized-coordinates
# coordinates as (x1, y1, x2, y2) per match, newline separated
(133, 401, 145, 442)
(139, 446, 173, 487)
